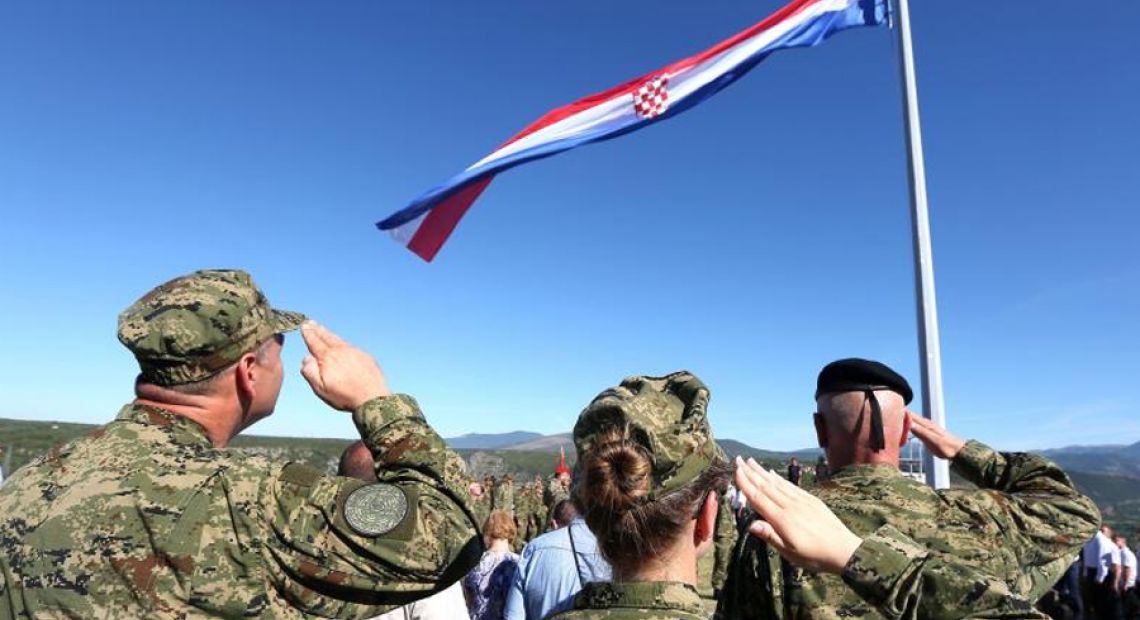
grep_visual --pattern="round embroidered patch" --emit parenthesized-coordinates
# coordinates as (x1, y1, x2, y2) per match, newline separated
(344, 483, 409, 537)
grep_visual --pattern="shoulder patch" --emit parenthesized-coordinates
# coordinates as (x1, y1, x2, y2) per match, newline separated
(343, 483, 409, 537)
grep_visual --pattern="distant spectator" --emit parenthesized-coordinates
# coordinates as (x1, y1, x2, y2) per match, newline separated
(464, 510, 519, 620)
(338, 441, 472, 620)
(549, 499, 578, 530)
(787, 456, 802, 486)
(815, 455, 830, 482)
(470, 481, 492, 529)
(1054, 558, 1084, 620)
(1084, 526, 1123, 620)
(1117, 535, 1137, 620)
(503, 501, 611, 620)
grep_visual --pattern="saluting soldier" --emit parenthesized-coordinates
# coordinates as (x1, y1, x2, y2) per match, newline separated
(718, 358, 1101, 620)
(0, 269, 482, 618)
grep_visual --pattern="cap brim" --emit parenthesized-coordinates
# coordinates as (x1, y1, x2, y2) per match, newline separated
(269, 309, 307, 334)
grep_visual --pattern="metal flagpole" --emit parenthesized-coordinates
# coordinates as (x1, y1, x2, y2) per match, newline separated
(892, 0, 949, 489)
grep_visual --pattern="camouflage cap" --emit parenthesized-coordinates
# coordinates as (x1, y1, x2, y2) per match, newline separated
(117, 269, 305, 386)
(573, 371, 726, 501)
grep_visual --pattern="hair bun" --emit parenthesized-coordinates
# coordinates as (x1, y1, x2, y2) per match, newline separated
(582, 438, 652, 514)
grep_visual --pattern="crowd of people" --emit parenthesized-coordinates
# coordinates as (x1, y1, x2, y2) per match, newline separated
(1048, 524, 1140, 620)
(0, 269, 1113, 620)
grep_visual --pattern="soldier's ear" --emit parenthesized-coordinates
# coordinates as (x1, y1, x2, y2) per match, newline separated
(694, 490, 718, 550)
(813, 413, 828, 449)
(898, 412, 912, 448)
(235, 353, 258, 401)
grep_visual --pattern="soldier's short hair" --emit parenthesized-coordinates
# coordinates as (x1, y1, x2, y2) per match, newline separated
(156, 335, 280, 397)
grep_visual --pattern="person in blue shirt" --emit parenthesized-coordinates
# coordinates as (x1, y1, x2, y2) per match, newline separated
(504, 500, 612, 619)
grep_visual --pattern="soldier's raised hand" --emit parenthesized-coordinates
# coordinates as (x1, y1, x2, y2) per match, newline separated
(735, 457, 863, 575)
(300, 322, 389, 411)
(907, 411, 965, 460)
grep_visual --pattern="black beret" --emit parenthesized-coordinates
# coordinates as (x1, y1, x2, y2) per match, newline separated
(815, 358, 913, 404)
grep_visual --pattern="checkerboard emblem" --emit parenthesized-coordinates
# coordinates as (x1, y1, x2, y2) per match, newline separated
(633, 75, 670, 119)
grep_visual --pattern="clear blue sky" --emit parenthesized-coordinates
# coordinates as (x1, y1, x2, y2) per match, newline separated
(1, 1, 1136, 452)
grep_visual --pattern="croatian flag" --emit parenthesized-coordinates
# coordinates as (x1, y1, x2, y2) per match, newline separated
(378, 0, 888, 261)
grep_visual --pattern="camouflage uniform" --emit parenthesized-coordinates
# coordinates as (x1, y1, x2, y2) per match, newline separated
(545, 478, 571, 532)
(521, 483, 543, 544)
(513, 486, 533, 552)
(552, 582, 707, 619)
(471, 494, 492, 530)
(717, 441, 1100, 620)
(547, 478, 571, 508)
(0, 270, 481, 619)
(493, 479, 515, 517)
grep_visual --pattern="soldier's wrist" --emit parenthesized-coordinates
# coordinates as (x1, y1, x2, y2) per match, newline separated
(840, 524, 929, 607)
(352, 394, 425, 438)
(948, 439, 991, 481)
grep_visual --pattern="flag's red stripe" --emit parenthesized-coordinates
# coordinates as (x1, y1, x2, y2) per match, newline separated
(407, 177, 495, 262)
(500, 0, 820, 147)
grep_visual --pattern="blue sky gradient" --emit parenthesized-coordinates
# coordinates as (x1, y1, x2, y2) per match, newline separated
(1, 1, 1136, 451)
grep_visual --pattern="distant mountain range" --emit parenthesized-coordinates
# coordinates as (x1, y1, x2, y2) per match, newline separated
(1039, 441, 1140, 478)
(445, 431, 544, 450)
(446, 431, 1140, 477)
(444, 431, 810, 460)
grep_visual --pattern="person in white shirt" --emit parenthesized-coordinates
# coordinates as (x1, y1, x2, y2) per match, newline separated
(1082, 526, 1123, 620)
(1116, 535, 1137, 620)
(1083, 528, 1116, 579)
(1119, 536, 1137, 590)
(372, 582, 468, 620)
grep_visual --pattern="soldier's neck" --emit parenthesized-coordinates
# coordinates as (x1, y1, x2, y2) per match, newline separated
(619, 544, 698, 585)
(134, 386, 242, 448)
(826, 446, 901, 471)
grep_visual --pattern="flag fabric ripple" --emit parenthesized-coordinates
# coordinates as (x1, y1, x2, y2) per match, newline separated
(378, 0, 888, 261)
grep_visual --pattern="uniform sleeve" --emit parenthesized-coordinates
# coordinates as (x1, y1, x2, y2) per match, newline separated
(260, 394, 482, 619)
(713, 516, 783, 620)
(946, 440, 1101, 599)
(842, 524, 1051, 620)
(711, 494, 738, 591)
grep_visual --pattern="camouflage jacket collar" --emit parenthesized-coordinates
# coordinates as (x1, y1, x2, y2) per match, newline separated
(827, 463, 906, 483)
(115, 403, 213, 448)
(571, 580, 704, 614)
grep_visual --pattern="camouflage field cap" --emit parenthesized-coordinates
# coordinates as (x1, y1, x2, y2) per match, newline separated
(573, 371, 726, 501)
(117, 269, 305, 386)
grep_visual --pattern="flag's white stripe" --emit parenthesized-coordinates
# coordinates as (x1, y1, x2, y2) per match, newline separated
(466, 0, 852, 173)
(466, 97, 635, 171)
(670, 0, 851, 102)
(388, 211, 427, 244)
